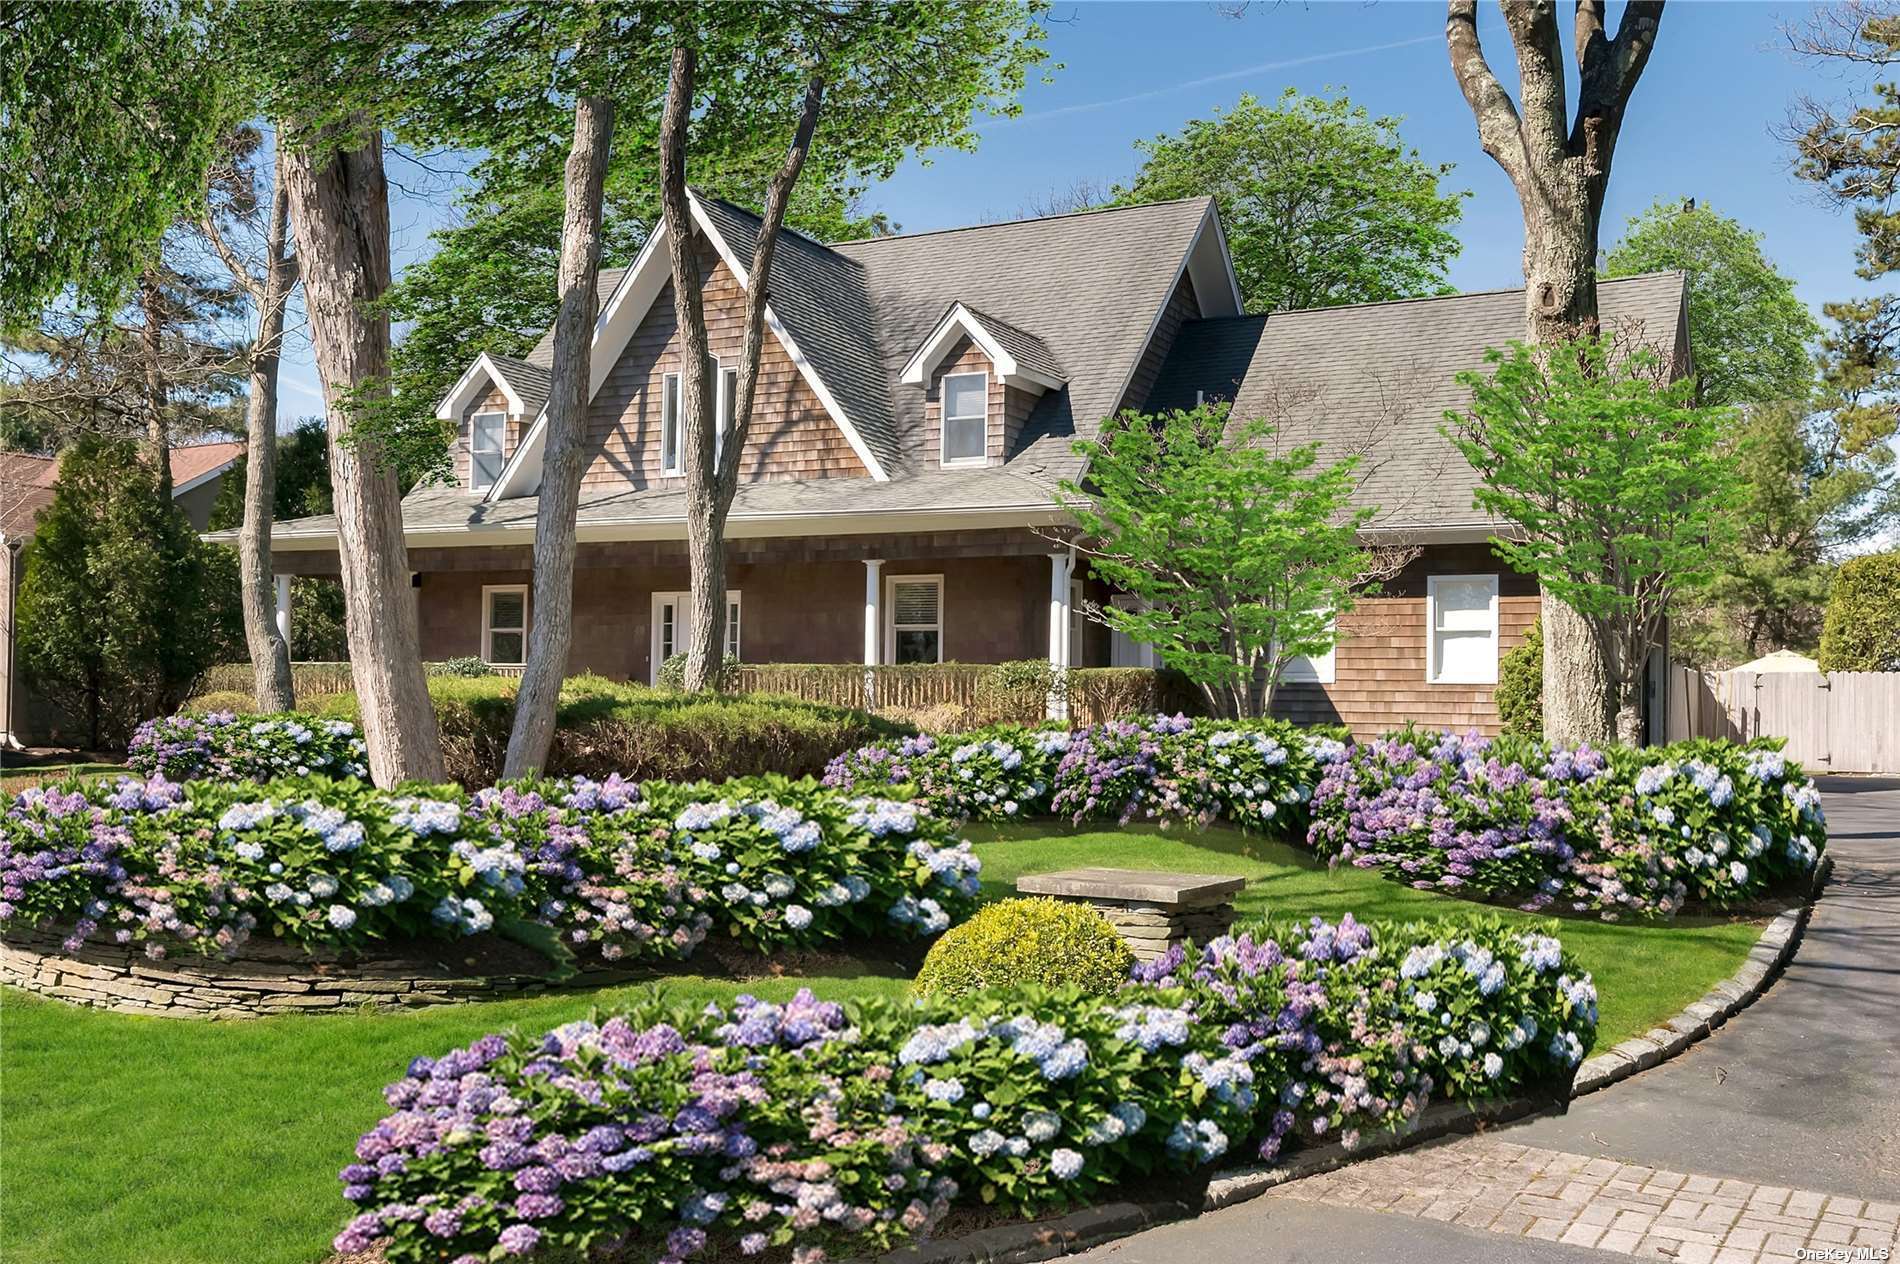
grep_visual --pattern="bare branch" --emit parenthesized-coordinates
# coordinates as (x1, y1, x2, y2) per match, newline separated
(1447, 0, 1531, 184)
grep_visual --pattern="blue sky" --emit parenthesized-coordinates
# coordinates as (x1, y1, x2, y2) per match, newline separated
(277, 1, 1883, 424)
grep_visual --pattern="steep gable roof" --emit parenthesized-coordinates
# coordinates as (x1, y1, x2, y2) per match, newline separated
(1217, 271, 1691, 530)
(1144, 315, 1268, 414)
(833, 196, 1236, 482)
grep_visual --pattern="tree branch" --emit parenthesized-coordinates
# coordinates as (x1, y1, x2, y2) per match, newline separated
(1447, 0, 1531, 185)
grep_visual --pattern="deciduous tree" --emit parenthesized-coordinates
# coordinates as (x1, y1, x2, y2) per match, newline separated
(1445, 0, 1665, 745)
(1060, 404, 1379, 719)
(1112, 89, 1467, 313)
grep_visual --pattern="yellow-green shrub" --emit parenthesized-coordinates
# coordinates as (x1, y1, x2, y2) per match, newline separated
(911, 897, 1132, 1000)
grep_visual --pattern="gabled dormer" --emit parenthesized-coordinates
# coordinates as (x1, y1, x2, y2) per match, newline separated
(436, 352, 552, 493)
(900, 303, 1065, 467)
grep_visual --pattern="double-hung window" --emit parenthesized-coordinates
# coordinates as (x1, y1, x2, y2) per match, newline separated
(886, 574, 944, 664)
(660, 373, 682, 474)
(483, 585, 528, 665)
(1425, 575, 1499, 684)
(1282, 611, 1337, 685)
(470, 412, 506, 491)
(661, 363, 740, 474)
(716, 359, 737, 463)
(940, 371, 988, 465)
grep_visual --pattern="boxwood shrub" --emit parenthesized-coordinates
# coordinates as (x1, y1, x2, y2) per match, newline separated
(332, 911, 1595, 1263)
(0, 772, 979, 962)
(912, 897, 1133, 1000)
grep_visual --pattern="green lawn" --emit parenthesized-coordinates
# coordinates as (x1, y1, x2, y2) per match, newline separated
(0, 822, 1765, 1264)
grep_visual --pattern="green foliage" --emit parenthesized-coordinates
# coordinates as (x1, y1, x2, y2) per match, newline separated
(1495, 618, 1544, 737)
(1603, 198, 1819, 407)
(1112, 89, 1466, 313)
(1062, 403, 1374, 718)
(1818, 551, 1900, 671)
(305, 673, 909, 788)
(16, 437, 240, 747)
(657, 652, 737, 691)
(0, 2, 225, 325)
(912, 898, 1133, 1000)
(1449, 337, 1741, 723)
(426, 656, 493, 679)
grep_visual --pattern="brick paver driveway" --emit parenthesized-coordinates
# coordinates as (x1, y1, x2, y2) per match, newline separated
(1080, 777, 1900, 1264)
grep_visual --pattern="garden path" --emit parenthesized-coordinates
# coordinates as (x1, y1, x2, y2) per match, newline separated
(1078, 777, 1900, 1264)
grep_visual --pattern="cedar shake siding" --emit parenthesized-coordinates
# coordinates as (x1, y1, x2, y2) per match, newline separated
(581, 235, 867, 490)
(457, 384, 524, 491)
(1117, 271, 1201, 415)
(921, 337, 1006, 467)
(1271, 545, 1539, 738)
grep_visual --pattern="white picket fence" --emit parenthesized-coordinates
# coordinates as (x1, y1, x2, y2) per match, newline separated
(1666, 667, 1900, 774)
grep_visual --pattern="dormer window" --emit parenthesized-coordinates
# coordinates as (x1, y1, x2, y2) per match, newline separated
(941, 371, 988, 465)
(470, 412, 506, 491)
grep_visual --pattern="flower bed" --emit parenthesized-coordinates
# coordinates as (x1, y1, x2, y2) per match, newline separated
(1306, 731, 1828, 916)
(129, 711, 368, 782)
(825, 716, 1345, 832)
(0, 773, 979, 967)
(334, 911, 1595, 1263)
(828, 717, 1826, 920)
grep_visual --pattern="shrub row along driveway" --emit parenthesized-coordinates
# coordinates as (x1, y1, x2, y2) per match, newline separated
(1081, 777, 1900, 1264)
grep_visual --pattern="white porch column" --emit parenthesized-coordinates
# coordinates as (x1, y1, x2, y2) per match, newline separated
(863, 559, 884, 707)
(1047, 551, 1073, 721)
(273, 574, 293, 649)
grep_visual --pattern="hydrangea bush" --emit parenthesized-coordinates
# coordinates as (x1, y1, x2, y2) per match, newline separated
(336, 912, 1596, 1262)
(1307, 729, 1827, 917)
(1, 773, 980, 962)
(128, 711, 368, 782)
(824, 725, 1067, 822)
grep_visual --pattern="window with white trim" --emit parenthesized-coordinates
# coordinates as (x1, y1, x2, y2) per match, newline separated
(716, 359, 738, 463)
(483, 585, 528, 665)
(1282, 612, 1337, 684)
(660, 373, 682, 474)
(1426, 575, 1499, 684)
(886, 574, 944, 663)
(470, 412, 506, 491)
(650, 591, 741, 683)
(940, 371, 988, 465)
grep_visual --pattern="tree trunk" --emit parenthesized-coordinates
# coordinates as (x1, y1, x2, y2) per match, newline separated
(503, 95, 614, 777)
(239, 153, 298, 713)
(1445, 0, 1664, 748)
(280, 120, 445, 786)
(138, 270, 171, 499)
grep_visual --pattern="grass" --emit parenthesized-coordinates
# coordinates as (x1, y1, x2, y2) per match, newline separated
(0, 822, 1767, 1264)
(0, 760, 126, 795)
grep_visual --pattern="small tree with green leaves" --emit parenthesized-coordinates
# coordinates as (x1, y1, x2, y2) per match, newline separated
(1060, 404, 1377, 719)
(1818, 551, 1900, 671)
(16, 436, 239, 748)
(1448, 336, 1741, 744)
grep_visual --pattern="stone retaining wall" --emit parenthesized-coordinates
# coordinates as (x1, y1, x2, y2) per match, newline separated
(0, 928, 632, 1018)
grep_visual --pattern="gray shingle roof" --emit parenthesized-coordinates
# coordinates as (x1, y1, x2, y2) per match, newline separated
(1144, 315, 1267, 414)
(955, 304, 1066, 382)
(694, 197, 901, 474)
(1220, 271, 1690, 528)
(486, 352, 552, 420)
(832, 197, 1216, 483)
(249, 466, 1060, 543)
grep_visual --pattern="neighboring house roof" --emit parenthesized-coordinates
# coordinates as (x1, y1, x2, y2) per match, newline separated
(227, 465, 1065, 551)
(170, 441, 244, 495)
(1216, 271, 1690, 530)
(0, 452, 59, 540)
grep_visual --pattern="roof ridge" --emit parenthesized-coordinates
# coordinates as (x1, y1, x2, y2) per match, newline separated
(693, 190, 867, 272)
(828, 195, 1214, 248)
(1264, 270, 1687, 319)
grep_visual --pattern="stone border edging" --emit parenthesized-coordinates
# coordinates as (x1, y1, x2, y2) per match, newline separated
(865, 859, 1835, 1264)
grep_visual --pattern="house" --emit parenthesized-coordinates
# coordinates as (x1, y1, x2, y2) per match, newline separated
(234, 193, 1689, 737)
(2, 440, 243, 747)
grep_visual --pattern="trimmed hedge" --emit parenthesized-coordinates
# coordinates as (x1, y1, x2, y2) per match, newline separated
(0, 772, 979, 962)
(333, 911, 1596, 1263)
(1818, 551, 1900, 671)
(912, 897, 1133, 1000)
(178, 674, 911, 787)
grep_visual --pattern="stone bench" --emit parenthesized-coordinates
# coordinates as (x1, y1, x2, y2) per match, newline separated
(1015, 868, 1247, 961)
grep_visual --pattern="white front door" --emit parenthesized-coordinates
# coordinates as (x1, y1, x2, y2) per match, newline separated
(650, 590, 741, 684)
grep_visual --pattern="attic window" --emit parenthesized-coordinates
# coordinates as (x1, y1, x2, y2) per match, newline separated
(470, 412, 506, 491)
(940, 372, 988, 465)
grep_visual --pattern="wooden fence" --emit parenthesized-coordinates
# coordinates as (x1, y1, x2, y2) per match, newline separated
(1666, 666, 1900, 774)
